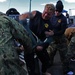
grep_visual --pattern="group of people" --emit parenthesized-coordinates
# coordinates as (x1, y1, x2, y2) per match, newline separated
(0, 0, 75, 75)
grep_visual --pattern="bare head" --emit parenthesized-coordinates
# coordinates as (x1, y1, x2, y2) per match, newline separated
(42, 4, 55, 20)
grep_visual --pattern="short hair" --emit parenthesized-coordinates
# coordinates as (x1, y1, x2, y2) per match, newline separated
(45, 4, 55, 12)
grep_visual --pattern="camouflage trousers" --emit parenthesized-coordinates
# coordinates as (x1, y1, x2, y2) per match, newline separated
(0, 57, 28, 75)
(47, 35, 68, 63)
(62, 33, 75, 74)
(66, 33, 75, 60)
(47, 35, 69, 73)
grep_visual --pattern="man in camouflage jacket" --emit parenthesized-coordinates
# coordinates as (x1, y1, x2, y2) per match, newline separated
(0, 12, 32, 75)
(64, 27, 75, 74)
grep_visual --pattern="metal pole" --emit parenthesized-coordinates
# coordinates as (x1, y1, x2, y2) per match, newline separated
(27, 0, 32, 26)
(69, 9, 72, 16)
(29, 0, 32, 13)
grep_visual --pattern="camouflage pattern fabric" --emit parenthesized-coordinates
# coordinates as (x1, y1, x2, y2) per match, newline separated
(48, 35, 67, 61)
(64, 27, 75, 60)
(47, 35, 68, 69)
(66, 33, 75, 59)
(0, 13, 32, 75)
(64, 33, 75, 74)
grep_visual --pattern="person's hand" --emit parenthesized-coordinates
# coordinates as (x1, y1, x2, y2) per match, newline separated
(19, 45, 24, 51)
(45, 30, 54, 37)
(36, 46, 43, 51)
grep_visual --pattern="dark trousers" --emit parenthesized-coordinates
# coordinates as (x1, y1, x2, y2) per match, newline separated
(24, 53, 35, 75)
(36, 49, 50, 73)
(25, 49, 50, 75)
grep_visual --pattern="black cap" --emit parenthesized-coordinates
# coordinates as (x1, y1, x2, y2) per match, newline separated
(56, 0, 64, 12)
(6, 8, 20, 16)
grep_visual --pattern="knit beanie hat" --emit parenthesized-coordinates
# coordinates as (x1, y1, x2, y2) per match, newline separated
(56, 0, 64, 12)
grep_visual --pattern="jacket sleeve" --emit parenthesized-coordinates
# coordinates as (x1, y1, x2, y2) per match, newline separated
(9, 18, 33, 54)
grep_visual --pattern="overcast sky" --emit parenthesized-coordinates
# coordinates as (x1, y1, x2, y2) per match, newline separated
(0, 0, 75, 16)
